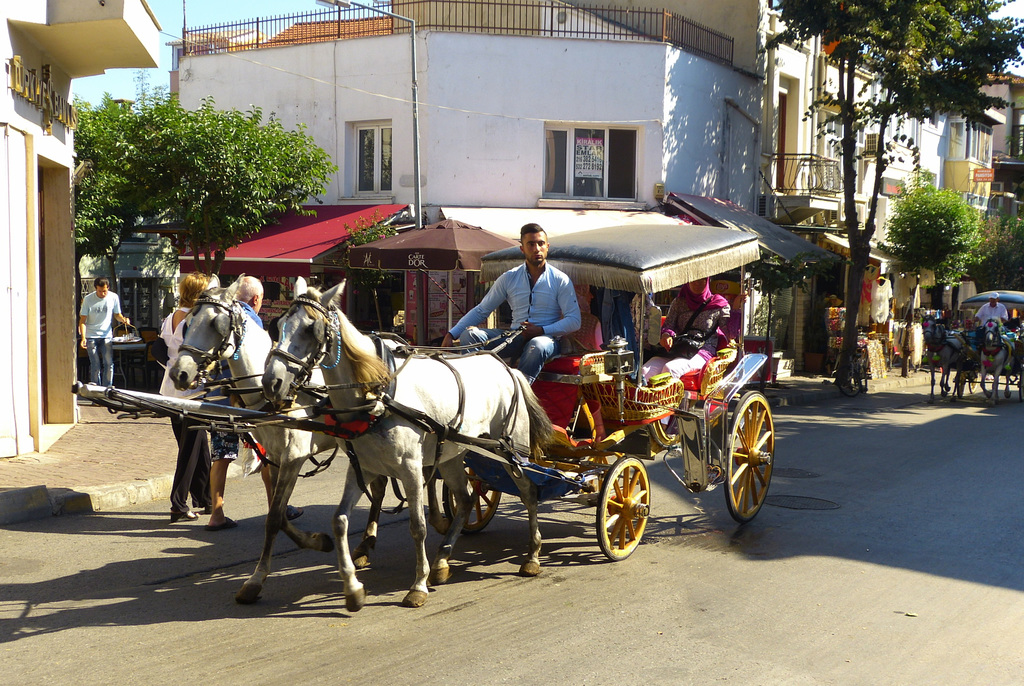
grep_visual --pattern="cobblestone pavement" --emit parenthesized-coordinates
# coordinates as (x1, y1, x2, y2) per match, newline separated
(0, 369, 932, 524)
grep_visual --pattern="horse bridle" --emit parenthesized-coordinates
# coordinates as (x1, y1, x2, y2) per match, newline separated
(177, 295, 249, 373)
(267, 294, 345, 392)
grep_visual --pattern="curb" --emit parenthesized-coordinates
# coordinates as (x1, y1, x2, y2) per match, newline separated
(0, 463, 245, 526)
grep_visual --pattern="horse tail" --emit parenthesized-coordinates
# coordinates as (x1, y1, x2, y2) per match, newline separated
(516, 373, 553, 460)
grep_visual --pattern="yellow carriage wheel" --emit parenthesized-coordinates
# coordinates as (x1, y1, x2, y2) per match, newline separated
(725, 391, 774, 524)
(442, 468, 502, 534)
(596, 456, 650, 561)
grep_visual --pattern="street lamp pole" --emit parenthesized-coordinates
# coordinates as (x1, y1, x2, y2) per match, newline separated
(316, 0, 422, 228)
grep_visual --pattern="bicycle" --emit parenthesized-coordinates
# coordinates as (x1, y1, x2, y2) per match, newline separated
(834, 339, 868, 397)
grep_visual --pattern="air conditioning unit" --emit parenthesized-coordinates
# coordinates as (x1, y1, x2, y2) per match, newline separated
(991, 181, 1004, 193)
(864, 133, 879, 154)
(757, 195, 775, 217)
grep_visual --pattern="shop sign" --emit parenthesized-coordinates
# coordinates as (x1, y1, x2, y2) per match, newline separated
(6, 55, 78, 133)
(880, 177, 903, 196)
(973, 167, 994, 183)
(574, 135, 604, 179)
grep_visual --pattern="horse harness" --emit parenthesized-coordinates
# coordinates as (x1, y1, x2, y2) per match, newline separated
(270, 295, 531, 498)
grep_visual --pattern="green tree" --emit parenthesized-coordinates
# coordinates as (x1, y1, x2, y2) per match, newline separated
(124, 90, 336, 274)
(882, 173, 981, 285)
(73, 95, 154, 291)
(773, 0, 1023, 371)
(970, 215, 1024, 291)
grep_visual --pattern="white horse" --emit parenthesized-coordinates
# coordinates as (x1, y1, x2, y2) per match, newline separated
(262, 283, 551, 610)
(168, 277, 389, 604)
(921, 316, 969, 403)
(979, 318, 1013, 406)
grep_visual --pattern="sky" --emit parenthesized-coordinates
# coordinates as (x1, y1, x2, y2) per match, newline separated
(74, 0, 1024, 107)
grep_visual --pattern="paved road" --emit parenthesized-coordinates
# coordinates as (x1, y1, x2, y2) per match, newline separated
(2, 386, 1022, 685)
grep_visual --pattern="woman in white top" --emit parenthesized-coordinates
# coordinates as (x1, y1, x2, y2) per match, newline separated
(162, 272, 213, 522)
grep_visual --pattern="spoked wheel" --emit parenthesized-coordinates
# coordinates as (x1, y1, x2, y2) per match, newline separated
(1018, 363, 1023, 402)
(725, 391, 774, 524)
(957, 369, 977, 397)
(441, 468, 501, 534)
(650, 413, 681, 449)
(596, 456, 650, 561)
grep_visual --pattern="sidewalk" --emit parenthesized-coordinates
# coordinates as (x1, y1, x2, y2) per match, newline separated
(0, 368, 932, 525)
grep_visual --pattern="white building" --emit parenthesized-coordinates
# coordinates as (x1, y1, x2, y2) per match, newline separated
(2, 0, 160, 456)
(176, 7, 761, 223)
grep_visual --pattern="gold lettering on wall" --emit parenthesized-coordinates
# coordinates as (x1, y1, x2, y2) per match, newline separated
(6, 55, 79, 133)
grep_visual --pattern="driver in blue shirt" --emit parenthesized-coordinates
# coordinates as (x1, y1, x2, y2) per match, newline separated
(442, 223, 581, 384)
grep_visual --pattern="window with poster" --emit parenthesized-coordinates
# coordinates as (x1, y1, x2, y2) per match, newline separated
(544, 125, 637, 199)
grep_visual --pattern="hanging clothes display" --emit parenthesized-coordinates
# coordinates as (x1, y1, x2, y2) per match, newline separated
(871, 276, 893, 323)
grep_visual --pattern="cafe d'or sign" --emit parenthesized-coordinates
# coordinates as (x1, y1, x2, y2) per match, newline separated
(6, 55, 78, 133)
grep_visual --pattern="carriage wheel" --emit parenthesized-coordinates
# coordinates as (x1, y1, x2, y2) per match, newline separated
(442, 468, 501, 534)
(650, 414, 681, 449)
(1018, 363, 1023, 402)
(725, 391, 774, 524)
(596, 456, 650, 561)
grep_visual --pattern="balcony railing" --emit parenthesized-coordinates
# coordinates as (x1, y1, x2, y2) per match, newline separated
(769, 153, 842, 196)
(183, 1, 733, 66)
(1011, 124, 1024, 159)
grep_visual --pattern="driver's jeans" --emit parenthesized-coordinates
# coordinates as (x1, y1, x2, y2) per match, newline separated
(86, 337, 114, 386)
(458, 327, 558, 384)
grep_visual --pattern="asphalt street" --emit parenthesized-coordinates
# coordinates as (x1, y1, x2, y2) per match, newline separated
(2, 384, 1022, 685)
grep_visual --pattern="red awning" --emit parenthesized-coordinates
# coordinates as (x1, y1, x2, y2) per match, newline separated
(179, 204, 409, 277)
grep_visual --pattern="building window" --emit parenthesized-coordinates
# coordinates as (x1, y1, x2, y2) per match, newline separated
(355, 123, 392, 194)
(544, 126, 637, 200)
(948, 118, 992, 165)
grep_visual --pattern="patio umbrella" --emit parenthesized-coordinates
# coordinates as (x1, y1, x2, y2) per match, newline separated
(348, 219, 517, 272)
(960, 290, 1024, 308)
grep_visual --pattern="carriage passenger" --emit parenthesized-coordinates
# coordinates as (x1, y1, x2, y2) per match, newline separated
(642, 277, 731, 381)
(974, 293, 1008, 348)
(441, 223, 581, 384)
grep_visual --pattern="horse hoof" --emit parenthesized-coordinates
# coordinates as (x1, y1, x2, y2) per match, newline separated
(402, 590, 428, 608)
(235, 583, 262, 605)
(352, 554, 371, 569)
(518, 561, 541, 577)
(345, 587, 367, 612)
(928, 398, 935, 405)
(428, 562, 451, 586)
(316, 533, 335, 553)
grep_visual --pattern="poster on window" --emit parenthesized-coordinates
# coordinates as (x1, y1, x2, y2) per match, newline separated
(404, 270, 470, 343)
(574, 136, 604, 178)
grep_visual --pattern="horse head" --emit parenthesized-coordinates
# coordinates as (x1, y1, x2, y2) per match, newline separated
(982, 318, 1004, 354)
(921, 315, 947, 347)
(263, 282, 344, 403)
(169, 276, 246, 391)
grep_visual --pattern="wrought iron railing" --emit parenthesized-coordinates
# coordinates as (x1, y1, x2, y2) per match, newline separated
(769, 153, 842, 196)
(182, 1, 733, 66)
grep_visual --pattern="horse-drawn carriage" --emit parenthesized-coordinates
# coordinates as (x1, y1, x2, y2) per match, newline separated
(73, 222, 774, 607)
(922, 296, 1024, 405)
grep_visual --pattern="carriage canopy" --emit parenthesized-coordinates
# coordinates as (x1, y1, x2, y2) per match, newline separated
(480, 223, 760, 294)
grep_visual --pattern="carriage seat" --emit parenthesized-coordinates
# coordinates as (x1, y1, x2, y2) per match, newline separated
(533, 354, 606, 444)
(677, 346, 738, 395)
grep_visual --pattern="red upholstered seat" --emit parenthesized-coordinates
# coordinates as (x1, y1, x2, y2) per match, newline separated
(680, 367, 705, 391)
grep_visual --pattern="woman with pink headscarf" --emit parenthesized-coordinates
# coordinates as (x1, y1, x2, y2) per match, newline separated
(642, 277, 730, 380)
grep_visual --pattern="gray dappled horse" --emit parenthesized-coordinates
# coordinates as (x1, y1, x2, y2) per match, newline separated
(979, 318, 1013, 406)
(168, 277, 388, 605)
(262, 283, 552, 610)
(921, 316, 969, 403)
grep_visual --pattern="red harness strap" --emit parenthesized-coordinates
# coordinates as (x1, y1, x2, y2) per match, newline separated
(322, 411, 380, 439)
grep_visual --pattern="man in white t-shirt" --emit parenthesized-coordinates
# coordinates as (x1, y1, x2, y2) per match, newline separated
(975, 293, 1009, 326)
(78, 277, 130, 385)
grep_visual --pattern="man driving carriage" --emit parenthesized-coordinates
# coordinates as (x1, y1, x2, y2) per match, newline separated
(973, 292, 1009, 348)
(441, 223, 581, 384)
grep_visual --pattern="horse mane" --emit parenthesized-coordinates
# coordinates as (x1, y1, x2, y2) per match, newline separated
(302, 288, 390, 387)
